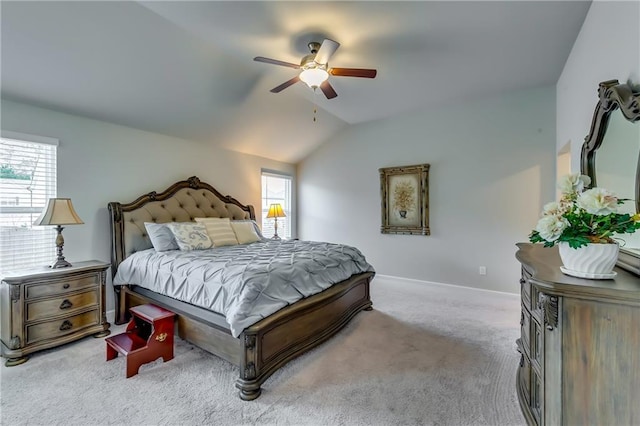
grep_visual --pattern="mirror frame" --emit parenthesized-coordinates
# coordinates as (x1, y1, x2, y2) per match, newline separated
(580, 79, 640, 275)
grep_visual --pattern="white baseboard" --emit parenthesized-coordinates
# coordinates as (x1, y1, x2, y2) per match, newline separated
(374, 274, 519, 297)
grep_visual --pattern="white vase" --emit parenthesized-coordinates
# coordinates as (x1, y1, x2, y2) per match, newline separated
(558, 242, 619, 278)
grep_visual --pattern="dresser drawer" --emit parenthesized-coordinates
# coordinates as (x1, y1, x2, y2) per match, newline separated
(530, 285, 543, 322)
(531, 318, 544, 371)
(26, 310, 99, 345)
(518, 353, 531, 406)
(521, 308, 531, 356)
(25, 273, 99, 300)
(26, 289, 99, 322)
(520, 267, 532, 309)
(531, 369, 543, 425)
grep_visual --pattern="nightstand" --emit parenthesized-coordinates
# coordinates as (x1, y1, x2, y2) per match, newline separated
(0, 260, 110, 366)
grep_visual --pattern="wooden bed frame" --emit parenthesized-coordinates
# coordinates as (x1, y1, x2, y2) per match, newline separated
(108, 176, 374, 400)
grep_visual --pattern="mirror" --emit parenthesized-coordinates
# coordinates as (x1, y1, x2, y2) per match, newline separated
(581, 80, 640, 275)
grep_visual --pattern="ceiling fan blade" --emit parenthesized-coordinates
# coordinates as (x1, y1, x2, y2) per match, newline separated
(319, 80, 338, 99)
(329, 68, 377, 78)
(270, 76, 300, 93)
(314, 39, 340, 65)
(254, 56, 300, 69)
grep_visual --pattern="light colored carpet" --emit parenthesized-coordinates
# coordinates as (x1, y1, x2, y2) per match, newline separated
(0, 276, 525, 426)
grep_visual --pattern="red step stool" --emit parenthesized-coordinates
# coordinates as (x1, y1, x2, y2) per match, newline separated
(106, 304, 175, 378)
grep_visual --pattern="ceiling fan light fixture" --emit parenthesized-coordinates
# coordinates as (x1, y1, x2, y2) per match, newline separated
(255, 38, 376, 99)
(299, 68, 329, 89)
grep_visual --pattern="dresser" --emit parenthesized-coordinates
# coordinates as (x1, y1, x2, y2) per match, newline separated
(515, 243, 640, 425)
(0, 260, 110, 366)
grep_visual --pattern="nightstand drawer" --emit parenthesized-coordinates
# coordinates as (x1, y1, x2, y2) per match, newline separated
(26, 290, 99, 322)
(25, 273, 98, 299)
(26, 310, 99, 345)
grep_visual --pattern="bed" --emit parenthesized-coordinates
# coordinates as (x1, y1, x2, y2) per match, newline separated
(108, 176, 375, 400)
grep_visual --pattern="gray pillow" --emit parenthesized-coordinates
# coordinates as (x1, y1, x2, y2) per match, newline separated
(144, 222, 179, 252)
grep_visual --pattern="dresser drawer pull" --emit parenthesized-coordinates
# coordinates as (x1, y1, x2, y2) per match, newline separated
(59, 320, 73, 331)
(63, 283, 70, 289)
(59, 299, 73, 310)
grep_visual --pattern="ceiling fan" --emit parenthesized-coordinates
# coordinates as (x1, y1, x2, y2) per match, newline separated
(254, 39, 377, 99)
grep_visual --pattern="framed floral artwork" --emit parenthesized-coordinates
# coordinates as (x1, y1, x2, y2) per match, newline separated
(379, 163, 430, 235)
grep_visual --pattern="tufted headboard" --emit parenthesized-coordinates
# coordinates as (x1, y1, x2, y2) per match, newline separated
(108, 176, 256, 277)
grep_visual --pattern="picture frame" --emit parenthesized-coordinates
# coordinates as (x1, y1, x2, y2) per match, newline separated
(379, 163, 430, 235)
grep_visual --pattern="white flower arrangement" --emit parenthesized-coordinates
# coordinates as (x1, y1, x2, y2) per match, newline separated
(530, 173, 640, 249)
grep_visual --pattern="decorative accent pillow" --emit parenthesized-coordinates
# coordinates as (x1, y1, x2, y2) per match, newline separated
(232, 220, 265, 240)
(166, 222, 213, 251)
(194, 217, 238, 247)
(230, 221, 261, 244)
(144, 222, 179, 252)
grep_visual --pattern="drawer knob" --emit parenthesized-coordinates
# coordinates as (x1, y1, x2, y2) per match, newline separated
(59, 299, 73, 310)
(63, 283, 70, 289)
(59, 320, 73, 331)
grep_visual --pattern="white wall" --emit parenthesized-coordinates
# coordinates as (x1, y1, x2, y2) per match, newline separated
(556, 0, 639, 167)
(298, 86, 556, 294)
(1, 99, 295, 311)
(556, 0, 640, 248)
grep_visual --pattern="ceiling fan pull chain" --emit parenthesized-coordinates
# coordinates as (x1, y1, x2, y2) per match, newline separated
(312, 88, 318, 122)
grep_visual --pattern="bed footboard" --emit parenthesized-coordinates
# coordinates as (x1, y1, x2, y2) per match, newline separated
(236, 271, 374, 400)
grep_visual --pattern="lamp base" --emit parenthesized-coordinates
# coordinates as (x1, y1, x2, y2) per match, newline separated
(272, 217, 282, 240)
(50, 258, 72, 269)
(51, 225, 72, 268)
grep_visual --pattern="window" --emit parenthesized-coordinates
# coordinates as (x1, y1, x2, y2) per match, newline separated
(0, 131, 58, 273)
(261, 171, 292, 239)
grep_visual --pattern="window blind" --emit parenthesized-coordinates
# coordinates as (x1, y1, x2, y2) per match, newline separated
(0, 132, 58, 274)
(261, 171, 292, 239)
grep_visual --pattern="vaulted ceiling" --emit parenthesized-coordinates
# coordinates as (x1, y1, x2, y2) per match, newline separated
(1, 1, 591, 163)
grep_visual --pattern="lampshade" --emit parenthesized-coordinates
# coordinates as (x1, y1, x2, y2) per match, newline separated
(299, 68, 329, 89)
(33, 198, 84, 226)
(266, 203, 286, 219)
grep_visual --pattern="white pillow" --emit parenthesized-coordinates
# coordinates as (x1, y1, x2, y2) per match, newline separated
(232, 220, 265, 240)
(230, 221, 261, 244)
(166, 222, 213, 251)
(194, 217, 238, 247)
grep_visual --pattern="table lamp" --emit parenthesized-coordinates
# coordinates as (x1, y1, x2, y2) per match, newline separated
(33, 198, 84, 268)
(266, 203, 286, 240)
